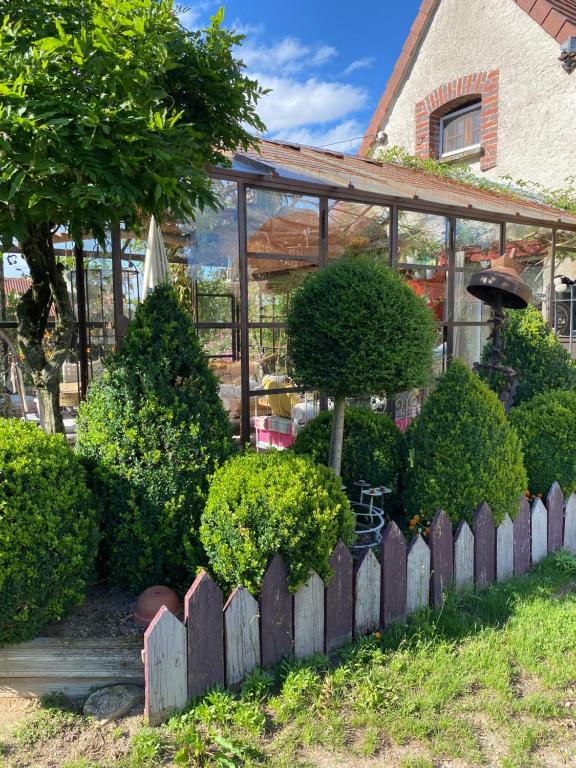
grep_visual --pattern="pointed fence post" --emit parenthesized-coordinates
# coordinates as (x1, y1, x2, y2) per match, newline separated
(474, 502, 495, 589)
(514, 495, 531, 575)
(546, 482, 564, 553)
(144, 606, 187, 725)
(429, 510, 453, 606)
(454, 521, 474, 591)
(224, 587, 260, 688)
(354, 549, 381, 637)
(531, 498, 548, 565)
(496, 514, 514, 582)
(184, 570, 225, 700)
(325, 542, 353, 652)
(565, 493, 576, 554)
(260, 554, 293, 667)
(294, 572, 324, 658)
(407, 535, 431, 615)
(380, 522, 407, 627)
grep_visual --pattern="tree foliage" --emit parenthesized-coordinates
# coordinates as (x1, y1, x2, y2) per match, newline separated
(76, 286, 232, 591)
(404, 360, 527, 527)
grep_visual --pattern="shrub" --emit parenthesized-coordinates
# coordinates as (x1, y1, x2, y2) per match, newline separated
(293, 407, 406, 509)
(480, 304, 576, 406)
(509, 390, 576, 496)
(286, 256, 436, 475)
(0, 420, 98, 645)
(404, 360, 527, 527)
(76, 285, 232, 592)
(200, 452, 354, 594)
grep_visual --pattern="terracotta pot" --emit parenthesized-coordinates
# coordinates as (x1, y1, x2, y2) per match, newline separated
(134, 586, 180, 629)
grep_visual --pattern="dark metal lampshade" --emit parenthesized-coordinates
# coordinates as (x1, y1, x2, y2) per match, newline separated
(466, 254, 532, 310)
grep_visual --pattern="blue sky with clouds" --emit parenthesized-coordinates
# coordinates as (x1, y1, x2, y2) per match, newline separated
(178, 1, 422, 152)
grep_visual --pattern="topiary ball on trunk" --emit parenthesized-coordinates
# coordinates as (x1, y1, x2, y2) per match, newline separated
(200, 451, 354, 595)
(0, 420, 98, 645)
(404, 359, 527, 528)
(76, 285, 232, 592)
(509, 390, 576, 497)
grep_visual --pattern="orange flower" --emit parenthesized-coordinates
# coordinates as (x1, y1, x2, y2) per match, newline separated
(423, 527, 430, 537)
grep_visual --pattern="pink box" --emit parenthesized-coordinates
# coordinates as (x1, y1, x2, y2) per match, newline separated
(255, 428, 295, 450)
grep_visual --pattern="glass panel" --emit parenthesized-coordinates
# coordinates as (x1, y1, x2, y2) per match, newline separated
(442, 106, 481, 154)
(455, 219, 501, 269)
(208, 352, 243, 441)
(453, 324, 491, 368)
(398, 211, 449, 266)
(327, 200, 390, 262)
(554, 230, 576, 337)
(248, 258, 316, 324)
(454, 269, 493, 322)
(505, 223, 553, 316)
(398, 266, 447, 322)
(246, 188, 320, 260)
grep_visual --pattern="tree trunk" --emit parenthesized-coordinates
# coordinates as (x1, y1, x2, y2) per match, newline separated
(16, 222, 76, 434)
(328, 396, 346, 479)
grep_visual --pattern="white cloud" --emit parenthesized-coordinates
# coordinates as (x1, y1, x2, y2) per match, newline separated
(240, 36, 337, 76)
(254, 74, 367, 132)
(176, 3, 212, 30)
(343, 56, 376, 75)
(271, 119, 365, 153)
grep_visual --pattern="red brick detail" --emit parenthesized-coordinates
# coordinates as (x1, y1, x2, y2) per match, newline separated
(414, 70, 499, 172)
(514, 0, 576, 41)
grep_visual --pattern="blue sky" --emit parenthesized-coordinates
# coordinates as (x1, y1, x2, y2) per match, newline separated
(179, 1, 422, 152)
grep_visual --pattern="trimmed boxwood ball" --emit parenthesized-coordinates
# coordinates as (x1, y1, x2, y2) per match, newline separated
(0, 420, 98, 645)
(480, 304, 576, 406)
(293, 407, 406, 509)
(76, 285, 232, 592)
(200, 451, 355, 594)
(509, 390, 576, 496)
(404, 360, 527, 527)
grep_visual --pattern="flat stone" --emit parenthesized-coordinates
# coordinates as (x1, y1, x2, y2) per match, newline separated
(83, 684, 144, 721)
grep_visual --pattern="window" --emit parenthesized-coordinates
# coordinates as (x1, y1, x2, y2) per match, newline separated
(440, 102, 481, 157)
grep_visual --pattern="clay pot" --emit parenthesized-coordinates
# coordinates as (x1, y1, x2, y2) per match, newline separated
(134, 586, 180, 629)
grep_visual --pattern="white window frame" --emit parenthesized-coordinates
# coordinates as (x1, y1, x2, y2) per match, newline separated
(439, 102, 482, 159)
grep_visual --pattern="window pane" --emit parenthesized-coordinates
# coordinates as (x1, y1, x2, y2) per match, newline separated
(455, 219, 500, 268)
(398, 266, 447, 321)
(442, 106, 481, 154)
(453, 324, 491, 368)
(247, 189, 320, 260)
(398, 211, 449, 266)
(553, 230, 576, 337)
(327, 199, 390, 262)
(454, 270, 493, 322)
(505, 223, 553, 316)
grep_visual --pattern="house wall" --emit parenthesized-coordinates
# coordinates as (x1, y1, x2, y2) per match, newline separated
(375, 0, 576, 189)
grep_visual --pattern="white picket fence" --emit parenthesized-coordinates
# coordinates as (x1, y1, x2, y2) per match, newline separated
(143, 483, 576, 725)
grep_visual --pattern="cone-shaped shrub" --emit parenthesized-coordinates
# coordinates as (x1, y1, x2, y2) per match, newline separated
(200, 451, 354, 594)
(293, 406, 406, 510)
(404, 360, 527, 527)
(0, 420, 98, 645)
(76, 285, 232, 592)
(509, 390, 576, 496)
(480, 304, 576, 406)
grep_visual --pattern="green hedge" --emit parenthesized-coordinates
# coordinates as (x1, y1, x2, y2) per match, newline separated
(293, 407, 406, 508)
(509, 390, 576, 496)
(200, 451, 354, 594)
(0, 420, 98, 645)
(76, 286, 232, 592)
(404, 360, 527, 527)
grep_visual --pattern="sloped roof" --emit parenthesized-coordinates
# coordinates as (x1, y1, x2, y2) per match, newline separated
(359, 0, 576, 156)
(229, 139, 576, 230)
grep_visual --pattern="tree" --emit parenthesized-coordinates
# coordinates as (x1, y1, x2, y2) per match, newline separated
(285, 257, 436, 476)
(0, 0, 264, 432)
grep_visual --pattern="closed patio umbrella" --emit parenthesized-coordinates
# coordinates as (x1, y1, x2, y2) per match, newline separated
(142, 215, 171, 299)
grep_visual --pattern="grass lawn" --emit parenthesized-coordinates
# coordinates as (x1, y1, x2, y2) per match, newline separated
(1, 551, 575, 768)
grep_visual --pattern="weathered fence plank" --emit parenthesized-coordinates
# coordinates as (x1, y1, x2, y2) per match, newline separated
(429, 510, 453, 606)
(354, 549, 381, 636)
(565, 493, 576, 554)
(474, 502, 495, 589)
(454, 521, 474, 590)
(260, 555, 293, 667)
(514, 495, 531, 575)
(496, 514, 514, 582)
(325, 541, 353, 652)
(531, 498, 548, 564)
(144, 607, 187, 726)
(407, 535, 431, 615)
(294, 572, 324, 658)
(380, 522, 407, 626)
(546, 482, 564, 553)
(224, 588, 260, 687)
(184, 570, 224, 699)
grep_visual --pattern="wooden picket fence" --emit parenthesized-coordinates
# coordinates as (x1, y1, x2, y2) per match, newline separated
(143, 482, 576, 724)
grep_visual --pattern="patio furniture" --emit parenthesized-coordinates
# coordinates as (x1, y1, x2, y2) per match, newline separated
(350, 480, 390, 551)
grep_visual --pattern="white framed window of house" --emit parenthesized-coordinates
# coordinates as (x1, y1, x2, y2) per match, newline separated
(440, 102, 481, 158)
